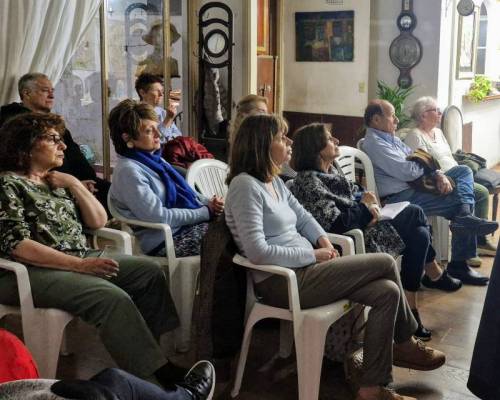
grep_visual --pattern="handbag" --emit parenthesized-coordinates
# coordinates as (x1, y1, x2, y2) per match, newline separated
(406, 149, 455, 195)
(453, 150, 487, 175)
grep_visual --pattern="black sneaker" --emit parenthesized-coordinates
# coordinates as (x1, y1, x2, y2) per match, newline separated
(450, 215, 498, 236)
(178, 360, 215, 400)
(421, 270, 462, 292)
(411, 309, 432, 342)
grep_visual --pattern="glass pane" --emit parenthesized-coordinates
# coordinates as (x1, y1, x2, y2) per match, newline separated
(53, 15, 103, 171)
(478, 20, 488, 47)
(476, 49, 486, 75)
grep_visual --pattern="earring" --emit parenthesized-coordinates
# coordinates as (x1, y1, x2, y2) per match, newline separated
(126, 142, 134, 149)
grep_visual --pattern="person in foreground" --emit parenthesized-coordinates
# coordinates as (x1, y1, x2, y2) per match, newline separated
(108, 100, 223, 257)
(289, 123, 461, 341)
(0, 113, 214, 399)
(362, 99, 498, 286)
(225, 114, 446, 400)
(404, 96, 496, 263)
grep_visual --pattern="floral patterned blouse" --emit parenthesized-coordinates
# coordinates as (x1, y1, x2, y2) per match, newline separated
(0, 173, 88, 259)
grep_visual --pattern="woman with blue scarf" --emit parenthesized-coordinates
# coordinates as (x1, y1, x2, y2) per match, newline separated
(108, 100, 224, 257)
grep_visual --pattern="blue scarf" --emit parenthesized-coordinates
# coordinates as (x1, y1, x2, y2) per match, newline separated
(124, 149, 200, 209)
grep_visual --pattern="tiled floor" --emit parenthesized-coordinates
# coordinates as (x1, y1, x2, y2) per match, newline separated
(1, 232, 498, 399)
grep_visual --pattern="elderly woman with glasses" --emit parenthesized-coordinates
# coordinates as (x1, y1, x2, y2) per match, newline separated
(0, 112, 217, 391)
(108, 99, 224, 258)
(404, 96, 495, 264)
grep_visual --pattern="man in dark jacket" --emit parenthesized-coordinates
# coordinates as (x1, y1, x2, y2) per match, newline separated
(0, 73, 110, 215)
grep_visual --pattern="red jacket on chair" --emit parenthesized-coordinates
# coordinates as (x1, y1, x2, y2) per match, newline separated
(0, 329, 39, 383)
(162, 137, 214, 169)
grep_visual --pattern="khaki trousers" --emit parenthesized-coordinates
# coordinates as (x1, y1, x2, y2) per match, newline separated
(256, 253, 418, 386)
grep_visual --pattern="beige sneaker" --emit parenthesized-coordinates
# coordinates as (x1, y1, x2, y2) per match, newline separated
(466, 256, 482, 268)
(393, 339, 445, 371)
(355, 387, 416, 400)
(477, 238, 497, 256)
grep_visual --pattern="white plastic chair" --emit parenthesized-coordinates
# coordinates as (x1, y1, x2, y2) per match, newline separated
(107, 193, 199, 351)
(231, 234, 355, 400)
(185, 159, 229, 198)
(0, 227, 132, 379)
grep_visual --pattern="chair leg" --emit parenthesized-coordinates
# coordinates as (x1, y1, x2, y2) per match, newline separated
(231, 309, 262, 398)
(174, 266, 197, 352)
(294, 320, 330, 400)
(492, 193, 498, 222)
(279, 320, 294, 358)
(23, 311, 73, 378)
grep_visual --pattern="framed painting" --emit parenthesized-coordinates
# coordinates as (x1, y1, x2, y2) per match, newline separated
(295, 10, 354, 62)
(456, 8, 479, 79)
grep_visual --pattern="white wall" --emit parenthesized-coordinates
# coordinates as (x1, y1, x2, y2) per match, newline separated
(369, 0, 442, 107)
(282, 0, 370, 117)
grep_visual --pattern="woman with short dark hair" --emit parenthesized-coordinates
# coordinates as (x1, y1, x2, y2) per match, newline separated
(109, 99, 224, 257)
(225, 114, 446, 400)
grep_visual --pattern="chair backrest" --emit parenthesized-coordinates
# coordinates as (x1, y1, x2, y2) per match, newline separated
(337, 146, 378, 197)
(441, 105, 463, 152)
(185, 159, 229, 198)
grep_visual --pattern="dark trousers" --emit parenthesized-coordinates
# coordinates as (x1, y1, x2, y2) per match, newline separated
(90, 368, 192, 400)
(388, 204, 435, 292)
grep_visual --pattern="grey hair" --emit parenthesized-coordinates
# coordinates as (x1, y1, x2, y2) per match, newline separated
(18, 72, 49, 99)
(411, 96, 436, 123)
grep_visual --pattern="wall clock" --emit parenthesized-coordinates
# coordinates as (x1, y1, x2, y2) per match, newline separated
(389, 0, 422, 88)
(457, 0, 475, 16)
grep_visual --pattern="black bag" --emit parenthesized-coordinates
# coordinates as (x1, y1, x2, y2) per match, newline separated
(453, 150, 487, 175)
(475, 169, 500, 190)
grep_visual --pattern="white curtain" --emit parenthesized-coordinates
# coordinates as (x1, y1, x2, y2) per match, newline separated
(0, 0, 102, 105)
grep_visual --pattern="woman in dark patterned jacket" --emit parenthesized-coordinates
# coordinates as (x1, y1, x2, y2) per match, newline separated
(289, 123, 462, 341)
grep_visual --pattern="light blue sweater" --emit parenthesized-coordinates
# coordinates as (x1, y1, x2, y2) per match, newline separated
(225, 173, 326, 271)
(110, 155, 210, 254)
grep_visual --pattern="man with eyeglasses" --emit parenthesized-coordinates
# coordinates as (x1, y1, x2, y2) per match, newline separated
(362, 99, 498, 286)
(0, 72, 111, 215)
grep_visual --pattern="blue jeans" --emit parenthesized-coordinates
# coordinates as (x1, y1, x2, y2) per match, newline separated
(385, 165, 476, 261)
(90, 368, 192, 400)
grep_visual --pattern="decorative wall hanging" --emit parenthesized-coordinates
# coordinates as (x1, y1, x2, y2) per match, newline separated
(295, 11, 354, 62)
(389, 0, 422, 88)
(456, 8, 479, 79)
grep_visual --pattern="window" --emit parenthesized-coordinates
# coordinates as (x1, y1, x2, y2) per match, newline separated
(475, 3, 487, 75)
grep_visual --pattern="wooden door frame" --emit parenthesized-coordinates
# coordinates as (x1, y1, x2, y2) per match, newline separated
(244, 0, 284, 113)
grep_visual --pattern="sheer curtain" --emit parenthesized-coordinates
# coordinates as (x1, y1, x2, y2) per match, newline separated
(0, 0, 102, 105)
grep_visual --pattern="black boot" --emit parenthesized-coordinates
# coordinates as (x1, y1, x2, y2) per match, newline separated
(412, 308, 432, 341)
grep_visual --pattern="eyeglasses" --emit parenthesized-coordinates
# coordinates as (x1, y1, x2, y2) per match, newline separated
(39, 134, 64, 145)
(425, 107, 441, 114)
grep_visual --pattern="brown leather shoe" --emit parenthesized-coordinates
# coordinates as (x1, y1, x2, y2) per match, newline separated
(355, 387, 416, 400)
(393, 338, 445, 371)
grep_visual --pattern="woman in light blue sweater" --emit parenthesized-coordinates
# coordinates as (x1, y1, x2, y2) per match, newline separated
(225, 114, 446, 400)
(108, 100, 224, 257)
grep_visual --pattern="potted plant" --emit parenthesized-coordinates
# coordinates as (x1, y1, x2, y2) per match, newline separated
(467, 75, 493, 103)
(376, 80, 415, 128)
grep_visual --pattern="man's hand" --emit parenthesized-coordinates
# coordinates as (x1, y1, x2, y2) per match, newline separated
(314, 248, 339, 262)
(81, 180, 98, 193)
(367, 204, 381, 226)
(435, 172, 453, 195)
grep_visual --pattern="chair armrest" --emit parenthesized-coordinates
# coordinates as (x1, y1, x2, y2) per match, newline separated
(233, 254, 302, 312)
(111, 218, 177, 267)
(0, 258, 35, 313)
(325, 233, 355, 256)
(343, 229, 365, 254)
(84, 227, 133, 255)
